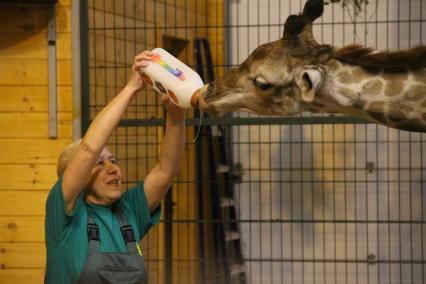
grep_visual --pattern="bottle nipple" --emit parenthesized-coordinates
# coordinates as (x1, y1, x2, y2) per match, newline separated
(190, 89, 200, 107)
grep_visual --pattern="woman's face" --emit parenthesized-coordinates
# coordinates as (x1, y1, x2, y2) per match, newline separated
(85, 148, 122, 205)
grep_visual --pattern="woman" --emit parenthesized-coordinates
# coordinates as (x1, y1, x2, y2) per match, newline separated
(44, 50, 186, 283)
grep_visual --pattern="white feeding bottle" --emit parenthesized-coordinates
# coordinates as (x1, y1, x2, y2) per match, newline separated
(140, 48, 204, 109)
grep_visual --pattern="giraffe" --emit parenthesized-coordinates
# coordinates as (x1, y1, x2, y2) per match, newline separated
(196, 0, 426, 132)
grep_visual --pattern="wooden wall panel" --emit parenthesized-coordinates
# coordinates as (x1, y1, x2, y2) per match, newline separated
(0, 165, 57, 190)
(0, 191, 48, 216)
(0, 139, 69, 164)
(0, 217, 45, 242)
(0, 113, 72, 138)
(0, 32, 71, 60)
(0, 60, 71, 86)
(0, 269, 45, 284)
(0, 243, 45, 269)
(0, 1, 72, 282)
(0, 86, 71, 112)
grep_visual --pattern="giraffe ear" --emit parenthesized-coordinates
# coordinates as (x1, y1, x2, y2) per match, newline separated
(297, 68, 323, 102)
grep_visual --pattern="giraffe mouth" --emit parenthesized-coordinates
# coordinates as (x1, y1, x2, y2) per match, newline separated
(198, 96, 225, 117)
(197, 83, 222, 115)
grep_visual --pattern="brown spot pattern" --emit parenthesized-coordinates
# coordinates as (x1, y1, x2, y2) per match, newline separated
(398, 104, 414, 113)
(337, 87, 358, 100)
(382, 69, 408, 97)
(422, 113, 426, 121)
(361, 80, 383, 97)
(312, 102, 325, 108)
(353, 99, 367, 109)
(368, 101, 385, 111)
(337, 71, 353, 84)
(351, 67, 371, 81)
(388, 107, 407, 122)
(384, 79, 404, 97)
(326, 59, 341, 72)
(404, 85, 426, 101)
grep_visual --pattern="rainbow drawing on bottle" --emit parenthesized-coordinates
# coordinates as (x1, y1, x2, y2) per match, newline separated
(151, 54, 186, 81)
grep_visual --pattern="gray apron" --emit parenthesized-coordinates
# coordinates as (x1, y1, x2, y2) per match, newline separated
(77, 205, 148, 284)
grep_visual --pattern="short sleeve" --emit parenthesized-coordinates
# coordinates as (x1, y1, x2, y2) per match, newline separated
(45, 175, 84, 246)
(120, 181, 161, 240)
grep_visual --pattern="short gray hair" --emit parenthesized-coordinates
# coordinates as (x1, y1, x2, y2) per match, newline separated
(56, 139, 82, 177)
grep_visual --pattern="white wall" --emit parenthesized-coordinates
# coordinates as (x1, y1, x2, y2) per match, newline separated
(228, 1, 426, 283)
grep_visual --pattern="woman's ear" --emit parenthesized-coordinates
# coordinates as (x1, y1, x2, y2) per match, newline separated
(296, 67, 323, 102)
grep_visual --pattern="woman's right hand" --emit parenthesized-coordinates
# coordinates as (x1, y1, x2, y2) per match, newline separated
(126, 50, 153, 92)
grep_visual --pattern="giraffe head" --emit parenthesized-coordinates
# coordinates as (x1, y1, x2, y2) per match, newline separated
(198, 0, 333, 116)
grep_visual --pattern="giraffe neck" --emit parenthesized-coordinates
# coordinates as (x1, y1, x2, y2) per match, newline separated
(313, 59, 426, 132)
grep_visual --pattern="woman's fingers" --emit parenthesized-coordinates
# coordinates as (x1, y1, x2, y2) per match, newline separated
(134, 51, 153, 62)
(133, 50, 153, 71)
(134, 61, 150, 69)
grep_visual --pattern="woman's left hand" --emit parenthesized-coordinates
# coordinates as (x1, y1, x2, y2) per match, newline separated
(126, 50, 153, 92)
(161, 95, 186, 121)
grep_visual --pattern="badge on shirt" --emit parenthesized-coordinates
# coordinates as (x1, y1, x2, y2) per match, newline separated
(136, 243, 143, 256)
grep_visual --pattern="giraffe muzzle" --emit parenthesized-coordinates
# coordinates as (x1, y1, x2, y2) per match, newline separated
(197, 83, 215, 110)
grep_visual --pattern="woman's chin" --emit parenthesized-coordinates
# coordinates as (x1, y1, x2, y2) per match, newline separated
(109, 190, 122, 202)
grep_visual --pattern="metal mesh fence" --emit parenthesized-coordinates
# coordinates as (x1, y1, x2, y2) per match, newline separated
(83, 0, 426, 283)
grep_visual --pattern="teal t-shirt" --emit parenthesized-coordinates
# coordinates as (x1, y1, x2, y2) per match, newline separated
(44, 176, 161, 284)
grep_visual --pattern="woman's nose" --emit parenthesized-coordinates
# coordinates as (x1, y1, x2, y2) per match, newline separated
(104, 160, 118, 173)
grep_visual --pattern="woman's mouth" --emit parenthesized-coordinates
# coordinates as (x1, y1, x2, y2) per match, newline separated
(107, 179, 120, 185)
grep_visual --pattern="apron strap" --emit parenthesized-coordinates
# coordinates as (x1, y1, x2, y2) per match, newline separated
(114, 204, 139, 254)
(87, 212, 100, 251)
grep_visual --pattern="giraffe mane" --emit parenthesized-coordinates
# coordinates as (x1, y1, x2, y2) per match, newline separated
(332, 44, 426, 69)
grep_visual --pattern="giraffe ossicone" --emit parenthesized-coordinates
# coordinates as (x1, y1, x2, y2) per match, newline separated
(198, 0, 426, 132)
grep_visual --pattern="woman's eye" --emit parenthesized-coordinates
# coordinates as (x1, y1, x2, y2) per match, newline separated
(110, 159, 117, 164)
(97, 161, 105, 166)
(253, 78, 274, 91)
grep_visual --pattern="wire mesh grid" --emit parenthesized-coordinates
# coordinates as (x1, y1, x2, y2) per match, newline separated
(83, 0, 425, 283)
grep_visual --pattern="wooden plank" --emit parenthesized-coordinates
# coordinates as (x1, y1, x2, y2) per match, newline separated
(56, 33, 72, 60)
(0, 31, 47, 59)
(0, 217, 44, 242)
(57, 60, 72, 86)
(58, 0, 71, 6)
(0, 191, 48, 216)
(0, 138, 70, 164)
(0, 8, 47, 34)
(0, 59, 71, 86)
(0, 164, 57, 191)
(0, 112, 72, 139)
(0, 32, 71, 60)
(0, 269, 44, 284)
(0, 60, 46, 85)
(56, 6, 71, 33)
(0, 243, 45, 269)
(0, 86, 71, 112)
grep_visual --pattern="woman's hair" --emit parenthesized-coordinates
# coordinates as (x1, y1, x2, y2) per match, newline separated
(56, 139, 82, 177)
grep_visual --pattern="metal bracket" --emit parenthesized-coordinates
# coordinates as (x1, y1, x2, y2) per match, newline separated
(48, 4, 57, 138)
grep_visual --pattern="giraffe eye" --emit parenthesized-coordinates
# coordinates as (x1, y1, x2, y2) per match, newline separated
(253, 77, 274, 91)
